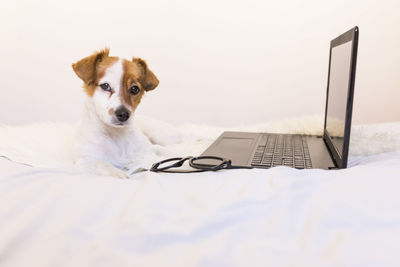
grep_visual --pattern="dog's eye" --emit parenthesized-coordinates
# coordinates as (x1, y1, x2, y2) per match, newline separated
(130, 85, 140, 95)
(100, 83, 111, 91)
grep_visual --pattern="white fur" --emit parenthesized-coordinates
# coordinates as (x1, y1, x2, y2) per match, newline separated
(73, 104, 152, 178)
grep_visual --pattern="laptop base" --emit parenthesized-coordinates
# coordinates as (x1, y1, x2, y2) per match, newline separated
(199, 131, 336, 170)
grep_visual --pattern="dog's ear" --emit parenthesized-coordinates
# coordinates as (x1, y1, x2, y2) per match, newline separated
(72, 48, 110, 85)
(132, 58, 159, 91)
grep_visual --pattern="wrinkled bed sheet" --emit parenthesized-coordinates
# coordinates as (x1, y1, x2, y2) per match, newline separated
(1, 151, 400, 267)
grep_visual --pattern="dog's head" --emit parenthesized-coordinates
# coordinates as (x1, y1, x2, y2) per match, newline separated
(72, 48, 159, 127)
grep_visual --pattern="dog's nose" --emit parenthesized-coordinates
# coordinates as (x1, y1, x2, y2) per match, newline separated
(115, 107, 130, 122)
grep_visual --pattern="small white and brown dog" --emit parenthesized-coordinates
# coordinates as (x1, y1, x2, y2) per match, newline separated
(72, 48, 166, 178)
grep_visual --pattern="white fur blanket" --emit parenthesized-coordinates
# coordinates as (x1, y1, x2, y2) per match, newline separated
(0, 115, 399, 172)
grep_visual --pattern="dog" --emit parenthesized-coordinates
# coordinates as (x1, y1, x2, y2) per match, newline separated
(72, 48, 162, 178)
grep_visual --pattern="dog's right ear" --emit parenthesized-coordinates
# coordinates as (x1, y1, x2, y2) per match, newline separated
(72, 48, 109, 85)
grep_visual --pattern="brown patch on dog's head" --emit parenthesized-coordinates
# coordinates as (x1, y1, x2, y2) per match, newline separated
(72, 48, 119, 96)
(131, 58, 159, 91)
(120, 58, 159, 110)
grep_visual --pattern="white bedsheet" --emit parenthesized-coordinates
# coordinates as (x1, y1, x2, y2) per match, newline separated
(1, 117, 400, 266)
(1, 151, 400, 267)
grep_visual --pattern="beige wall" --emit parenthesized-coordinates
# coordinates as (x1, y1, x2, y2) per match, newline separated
(0, 0, 399, 126)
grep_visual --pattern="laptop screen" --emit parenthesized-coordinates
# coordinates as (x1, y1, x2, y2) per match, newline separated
(325, 40, 353, 158)
(324, 26, 358, 168)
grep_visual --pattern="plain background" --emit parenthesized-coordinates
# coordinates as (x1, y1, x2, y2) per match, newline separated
(0, 0, 399, 127)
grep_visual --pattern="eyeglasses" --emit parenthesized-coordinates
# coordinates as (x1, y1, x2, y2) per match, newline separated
(150, 156, 232, 173)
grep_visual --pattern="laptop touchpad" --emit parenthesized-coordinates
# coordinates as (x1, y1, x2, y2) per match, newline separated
(218, 137, 254, 151)
(201, 136, 257, 166)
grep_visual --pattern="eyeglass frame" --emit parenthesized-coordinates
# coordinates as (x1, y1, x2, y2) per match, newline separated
(150, 156, 232, 173)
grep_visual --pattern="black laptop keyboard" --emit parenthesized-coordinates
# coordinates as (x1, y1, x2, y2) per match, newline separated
(251, 134, 312, 169)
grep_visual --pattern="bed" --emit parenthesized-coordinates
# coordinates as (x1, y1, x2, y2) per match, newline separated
(1, 116, 400, 267)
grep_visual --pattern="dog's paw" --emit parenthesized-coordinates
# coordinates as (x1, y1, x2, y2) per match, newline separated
(95, 162, 130, 178)
(77, 160, 130, 179)
(105, 168, 130, 179)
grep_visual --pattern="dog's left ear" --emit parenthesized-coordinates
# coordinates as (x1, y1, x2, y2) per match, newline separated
(72, 48, 110, 85)
(132, 58, 159, 91)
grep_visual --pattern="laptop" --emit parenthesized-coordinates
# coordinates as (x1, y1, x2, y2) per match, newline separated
(199, 26, 359, 170)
